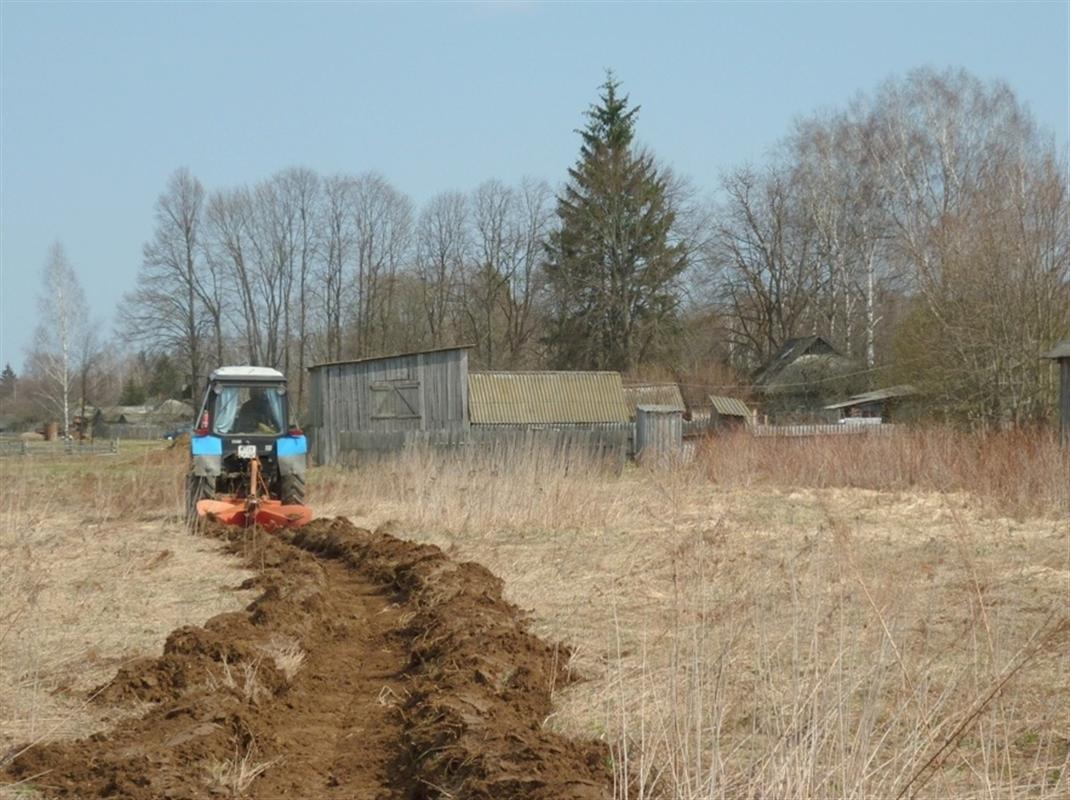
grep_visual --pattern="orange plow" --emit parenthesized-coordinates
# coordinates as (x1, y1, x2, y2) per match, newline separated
(196, 456, 312, 530)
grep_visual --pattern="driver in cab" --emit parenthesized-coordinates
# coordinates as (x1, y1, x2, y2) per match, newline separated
(235, 389, 279, 434)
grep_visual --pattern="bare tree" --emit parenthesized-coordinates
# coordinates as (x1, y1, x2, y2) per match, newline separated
(863, 68, 1069, 422)
(708, 165, 819, 371)
(205, 187, 259, 362)
(275, 168, 322, 410)
(317, 175, 355, 362)
(350, 174, 413, 355)
(500, 178, 554, 366)
(28, 243, 88, 437)
(463, 180, 513, 367)
(790, 112, 895, 368)
(121, 168, 211, 397)
(415, 191, 468, 347)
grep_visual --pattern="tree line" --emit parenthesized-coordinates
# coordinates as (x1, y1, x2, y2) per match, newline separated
(14, 67, 1069, 432)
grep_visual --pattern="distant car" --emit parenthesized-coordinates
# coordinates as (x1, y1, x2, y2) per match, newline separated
(164, 423, 194, 441)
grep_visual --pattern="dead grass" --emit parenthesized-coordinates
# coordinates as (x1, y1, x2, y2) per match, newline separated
(1, 429, 1066, 798)
(204, 748, 279, 797)
(206, 656, 268, 704)
(0, 444, 255, 754)
(700, 426, 1069, 519)
(257, 635, 306, 682)
(329, 428, 1069, 799)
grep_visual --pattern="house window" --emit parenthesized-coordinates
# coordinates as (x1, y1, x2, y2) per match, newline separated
(370, 380, 421, 420)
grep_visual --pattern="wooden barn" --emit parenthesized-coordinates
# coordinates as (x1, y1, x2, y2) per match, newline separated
(753, 336, 861, 421)
(307, 346, 470, 465)
(468, 371, 632, 463)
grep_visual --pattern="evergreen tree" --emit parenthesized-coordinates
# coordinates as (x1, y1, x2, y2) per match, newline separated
(544, 73, 688, 371)
(0, 363, 16, 399)
(119, 376, 147, 406)
(147, 354, 181, 399)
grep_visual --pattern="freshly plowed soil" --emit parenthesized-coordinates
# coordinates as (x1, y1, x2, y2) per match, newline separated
(3, 518, 609, 799)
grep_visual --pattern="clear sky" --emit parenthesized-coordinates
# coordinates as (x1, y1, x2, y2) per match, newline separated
(2, 1, 1068, 371)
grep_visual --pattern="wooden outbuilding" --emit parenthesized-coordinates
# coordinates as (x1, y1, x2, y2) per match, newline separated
(825, 385, 917, 423)
(622, 383, 686, 420)
(709, 395, 752, 430)
(307, 346, 471, 465)
(753, 336, 860, 421)
(1043, 340, 1070, 445)
(635, 405, 683, 464)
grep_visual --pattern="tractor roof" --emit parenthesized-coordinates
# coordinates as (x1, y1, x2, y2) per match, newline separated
(209, 366, 285, 382)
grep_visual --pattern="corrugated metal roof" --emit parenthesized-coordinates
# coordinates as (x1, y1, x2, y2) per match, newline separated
(709, 395, 751, 417)
(1042, 340, 1070, 360)
(825, 385, 916, 410)
(309, 345, 471, 371)
(623, 383, 685, 418)
(469, 371, 630, 424)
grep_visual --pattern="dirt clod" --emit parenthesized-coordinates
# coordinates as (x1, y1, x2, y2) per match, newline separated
(2, 518, 609, 798)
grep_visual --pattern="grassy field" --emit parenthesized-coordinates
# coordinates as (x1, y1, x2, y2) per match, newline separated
(0, 442, 255, 758)
(2, 430, 1067, 799)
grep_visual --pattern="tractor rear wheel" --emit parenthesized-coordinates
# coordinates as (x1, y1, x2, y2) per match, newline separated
(279, 473, 306, 506)
(186, 474, 216, 525)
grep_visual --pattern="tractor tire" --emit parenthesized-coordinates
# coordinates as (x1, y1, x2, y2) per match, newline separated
(279, 473, 306, 506)
(186, 474, 216, 527)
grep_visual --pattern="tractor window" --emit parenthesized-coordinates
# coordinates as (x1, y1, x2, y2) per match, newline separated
(213, 386, 286, 435)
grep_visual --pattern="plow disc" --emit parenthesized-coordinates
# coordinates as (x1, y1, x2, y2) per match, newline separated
(196, 455, 312, 530)
(196, 497, 313, 530)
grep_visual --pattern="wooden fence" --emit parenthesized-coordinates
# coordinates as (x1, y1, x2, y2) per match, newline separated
(336, 424, 630, 469)
(751, 423, 896, 438)
(0, 439, 119, 458)
(91, 423, 167, 441)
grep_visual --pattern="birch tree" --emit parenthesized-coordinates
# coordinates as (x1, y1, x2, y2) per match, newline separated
(29, 243, 88, 437)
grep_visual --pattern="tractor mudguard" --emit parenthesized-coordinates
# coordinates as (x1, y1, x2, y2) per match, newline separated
(277, 434, 308, 478)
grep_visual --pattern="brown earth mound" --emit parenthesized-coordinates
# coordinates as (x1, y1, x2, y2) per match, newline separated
(2, 518, 609, 799)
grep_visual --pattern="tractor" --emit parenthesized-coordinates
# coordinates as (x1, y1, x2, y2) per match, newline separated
(187, 366, 311, 529)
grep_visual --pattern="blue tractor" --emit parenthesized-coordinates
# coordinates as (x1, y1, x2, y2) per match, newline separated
(187, 367, 310, 528)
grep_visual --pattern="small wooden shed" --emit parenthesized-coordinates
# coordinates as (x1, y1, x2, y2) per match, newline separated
(635, 405, 683, 465)
(709, 395, 752, 431)
(1043, 340, 1070, 445)
(622, 383, 686, 420)
(307, 346, 471, 465)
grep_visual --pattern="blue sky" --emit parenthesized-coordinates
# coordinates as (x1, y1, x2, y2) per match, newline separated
(2, 1, 1068, 371)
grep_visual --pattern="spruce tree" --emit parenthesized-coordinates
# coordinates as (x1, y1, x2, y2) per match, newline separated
(0, 363, 15, 399)
(544, 73, 688, 371)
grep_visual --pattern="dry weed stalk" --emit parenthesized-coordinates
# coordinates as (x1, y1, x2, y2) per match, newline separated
(207, 656, 267, 704)
(257, 636, 306, 682)
(204, 748, 279, 798)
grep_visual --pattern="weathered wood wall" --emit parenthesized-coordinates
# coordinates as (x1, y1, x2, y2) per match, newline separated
(308, 348, 469, 466)
(1059, 359, 1069, 446)
(635, 406, 683, 464)
(335, 423, 630, 470)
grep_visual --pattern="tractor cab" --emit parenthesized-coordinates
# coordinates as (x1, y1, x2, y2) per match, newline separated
(187, 366, 310, 528)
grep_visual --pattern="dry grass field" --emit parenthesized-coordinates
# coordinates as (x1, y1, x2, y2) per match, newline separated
(0, 444, 255, 759)
(320, 430, 1069, 799)
(2, 428, 1067, 799)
